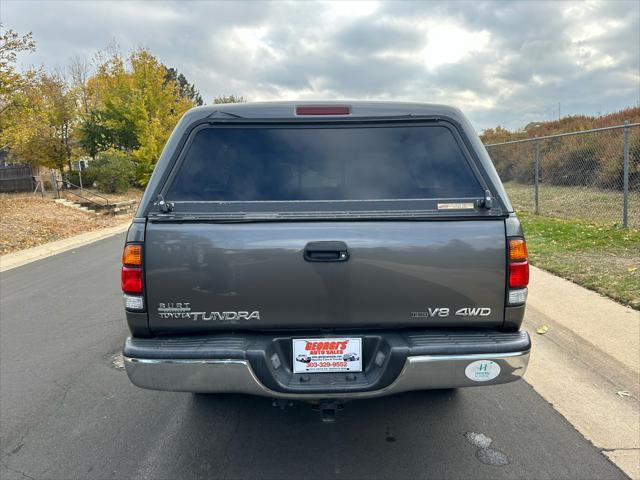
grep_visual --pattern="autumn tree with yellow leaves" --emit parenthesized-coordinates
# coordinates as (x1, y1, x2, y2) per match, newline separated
(0, 26, 228, 189)
(79, 49, 198, 185)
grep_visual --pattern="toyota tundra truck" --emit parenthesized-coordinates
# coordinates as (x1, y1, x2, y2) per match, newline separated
(121, 102, 531, 416)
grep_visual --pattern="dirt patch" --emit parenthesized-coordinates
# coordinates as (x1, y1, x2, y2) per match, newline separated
(0, 194, 132, 254)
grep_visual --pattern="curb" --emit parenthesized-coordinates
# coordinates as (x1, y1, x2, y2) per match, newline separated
(0, 222, 130, 272)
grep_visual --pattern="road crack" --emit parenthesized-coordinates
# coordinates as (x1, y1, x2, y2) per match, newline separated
(1, 459, 36, 480)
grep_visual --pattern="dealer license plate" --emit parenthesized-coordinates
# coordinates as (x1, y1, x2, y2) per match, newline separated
(292, 338, 362, 373)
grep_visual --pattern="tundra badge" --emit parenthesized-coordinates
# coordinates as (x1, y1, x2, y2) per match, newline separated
(158, 303, 260, 321)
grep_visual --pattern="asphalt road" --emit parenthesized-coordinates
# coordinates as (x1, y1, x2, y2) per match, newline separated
(0, 234, 628, 480)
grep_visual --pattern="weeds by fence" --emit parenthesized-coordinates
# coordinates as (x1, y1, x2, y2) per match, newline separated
(485, 123, 640, 228)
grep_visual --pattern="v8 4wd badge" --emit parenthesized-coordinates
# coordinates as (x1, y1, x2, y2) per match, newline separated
(410, 307, 491, 318)
(455, 307, 491, 316)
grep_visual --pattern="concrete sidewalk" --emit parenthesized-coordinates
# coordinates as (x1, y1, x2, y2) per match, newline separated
(525, 266, 640, 479)
(0, 223, 130, 272)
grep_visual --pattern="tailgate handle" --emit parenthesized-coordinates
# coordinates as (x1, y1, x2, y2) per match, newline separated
(304, 241, 349, 262)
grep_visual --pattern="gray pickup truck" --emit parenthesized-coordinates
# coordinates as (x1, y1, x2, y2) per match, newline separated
(121, 102, 531, 418)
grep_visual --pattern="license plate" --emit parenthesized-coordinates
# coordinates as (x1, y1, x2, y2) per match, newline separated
(292, 338, 362, 373)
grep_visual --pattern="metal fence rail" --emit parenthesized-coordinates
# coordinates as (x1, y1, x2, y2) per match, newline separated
(485, 123, 640, 228)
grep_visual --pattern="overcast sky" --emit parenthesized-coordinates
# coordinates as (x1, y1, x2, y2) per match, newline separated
(2, 0, 639, 130)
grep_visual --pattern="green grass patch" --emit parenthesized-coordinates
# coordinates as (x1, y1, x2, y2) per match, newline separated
(505, 182, 640, 228)
(519, 212, 640, 309)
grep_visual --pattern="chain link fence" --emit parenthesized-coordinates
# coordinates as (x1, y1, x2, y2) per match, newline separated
(485, 123, 640, 228)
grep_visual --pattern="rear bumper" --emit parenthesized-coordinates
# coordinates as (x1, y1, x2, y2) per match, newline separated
(123, 329, 530, 400)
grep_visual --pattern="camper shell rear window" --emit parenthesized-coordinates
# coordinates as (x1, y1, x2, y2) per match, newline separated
(161, 122, 496, 217)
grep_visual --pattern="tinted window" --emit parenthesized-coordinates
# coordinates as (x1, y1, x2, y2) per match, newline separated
(166, 125, 483, 201)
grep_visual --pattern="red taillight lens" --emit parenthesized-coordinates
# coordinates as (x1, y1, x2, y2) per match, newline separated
(296, 105, 350, 115)
(509, 261, 529, 288)
(121, 266, 143, 294)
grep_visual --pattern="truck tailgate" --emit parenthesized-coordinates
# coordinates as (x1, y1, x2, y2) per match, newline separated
(145, 220, 506, 333)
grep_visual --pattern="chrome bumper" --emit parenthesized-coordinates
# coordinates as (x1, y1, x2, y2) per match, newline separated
(124, 351, 530, 400)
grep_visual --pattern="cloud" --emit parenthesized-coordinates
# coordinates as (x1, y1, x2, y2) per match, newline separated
(2, 0, 638, 130)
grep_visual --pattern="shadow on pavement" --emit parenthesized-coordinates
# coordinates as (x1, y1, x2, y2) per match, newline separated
(159, 389, 501, 479)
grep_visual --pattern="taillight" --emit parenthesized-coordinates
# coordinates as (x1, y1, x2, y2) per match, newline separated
(509, 261, 529, 288)
(508, 239, 528, 262)
(508, 238, 529, 304)
(122, 244, 144, 309)
(121, 267, 143, 294)
(296, 105, 350, 115)
(122, 244, 142, 266)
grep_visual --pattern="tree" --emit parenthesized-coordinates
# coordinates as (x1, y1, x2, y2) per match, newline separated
(79, 48, 197, 185)
(165, 67, 203, 106)
(1, 28, 78, 171)
(213, 95, 246, 104)
(0, 25, 36, 100)
(80, 52, 140, 156)
(1, 35, 218, 186)
(4, 72, 79, 171)
(69, 55, 92, 116)
(0, 26, 37, 151)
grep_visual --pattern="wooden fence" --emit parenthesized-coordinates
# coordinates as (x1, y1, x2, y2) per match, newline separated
(0, 164, 34, 193)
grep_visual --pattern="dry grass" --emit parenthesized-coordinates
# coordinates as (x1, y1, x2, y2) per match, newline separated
(0, 194, 133, 255)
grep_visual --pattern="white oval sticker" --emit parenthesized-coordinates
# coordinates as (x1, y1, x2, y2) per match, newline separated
(465, 360, 500, 382)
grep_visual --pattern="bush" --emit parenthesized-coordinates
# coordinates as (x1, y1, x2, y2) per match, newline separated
(63, 169, 97, 188)
(490, 142, 534, 184)
(542, 145, 601, 187)
(85, 151, 136, 193)
(62, 170, 80, 186)
(134, 162, 155, 188)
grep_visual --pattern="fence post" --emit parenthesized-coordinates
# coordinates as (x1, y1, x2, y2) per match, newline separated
(51, 171, 59, 199)
(623, 121, 629, 229)
(534, 137, 540, 215)
(78, 169, 83, 191)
